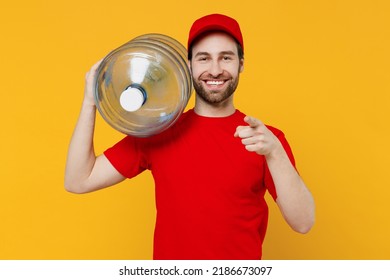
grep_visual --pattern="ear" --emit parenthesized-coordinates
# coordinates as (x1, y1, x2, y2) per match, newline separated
(188, 59, 194, 72)
(239, 58, 244, 73)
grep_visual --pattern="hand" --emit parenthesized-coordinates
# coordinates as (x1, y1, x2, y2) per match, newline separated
(83, 59, 103, 106)
(234, 116, 281, 156)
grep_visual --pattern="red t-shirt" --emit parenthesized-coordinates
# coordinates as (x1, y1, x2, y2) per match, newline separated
(104, 109, 295, 260)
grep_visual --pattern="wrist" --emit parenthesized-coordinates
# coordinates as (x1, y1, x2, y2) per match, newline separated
(82, 96, 96, 108)
(264, 140, 284, 161)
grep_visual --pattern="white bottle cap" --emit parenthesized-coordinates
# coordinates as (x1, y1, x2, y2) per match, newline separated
(119, 87, 145, 112)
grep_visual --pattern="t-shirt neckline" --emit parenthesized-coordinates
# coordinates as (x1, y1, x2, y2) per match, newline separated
(189, 108, 240, 120)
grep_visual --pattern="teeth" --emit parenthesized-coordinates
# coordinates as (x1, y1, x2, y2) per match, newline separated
(206, 80, 224, 85)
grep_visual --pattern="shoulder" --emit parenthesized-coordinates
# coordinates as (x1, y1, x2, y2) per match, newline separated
(266, 125, 285, 138)
(140, 109, 194, 143)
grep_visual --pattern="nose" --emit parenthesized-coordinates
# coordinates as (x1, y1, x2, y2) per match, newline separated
(209, 60, 223, 77)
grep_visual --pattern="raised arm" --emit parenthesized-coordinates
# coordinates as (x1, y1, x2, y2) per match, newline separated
(64, 60, 125, 194)
(235, 116, 315, 233)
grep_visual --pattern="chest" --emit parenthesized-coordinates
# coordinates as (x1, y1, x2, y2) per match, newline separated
(146, 121, 266, 199)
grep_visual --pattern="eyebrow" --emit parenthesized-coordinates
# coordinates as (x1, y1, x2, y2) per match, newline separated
(194, 51, 236, 58)
(219, 51, 236, 56)
(194, 52, 210, 58)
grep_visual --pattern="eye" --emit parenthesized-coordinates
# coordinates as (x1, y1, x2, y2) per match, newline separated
(198, 56, 208, 61)
(195, 56, 210, 63)
(223, 55, 232, 61)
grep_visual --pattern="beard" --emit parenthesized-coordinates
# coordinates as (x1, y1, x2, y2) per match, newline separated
(192, 72, 240, 105)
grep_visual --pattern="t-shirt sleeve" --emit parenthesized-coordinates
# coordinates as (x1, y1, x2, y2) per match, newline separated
(103, 136, 148, 179)
(264, 127, 296, 201)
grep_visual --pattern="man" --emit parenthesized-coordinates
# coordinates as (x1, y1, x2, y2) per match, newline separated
(65, 13, 315, 260)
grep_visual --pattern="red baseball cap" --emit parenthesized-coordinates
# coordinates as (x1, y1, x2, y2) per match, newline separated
(188, 14, 244, 52)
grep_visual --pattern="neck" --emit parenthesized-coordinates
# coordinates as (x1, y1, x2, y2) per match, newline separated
(194, 95, 236, 117)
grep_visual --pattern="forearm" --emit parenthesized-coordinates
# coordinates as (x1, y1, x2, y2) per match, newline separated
(64, 101, 97, 192)
(266, 144, 315, 233)
(235, 116, 315, 232)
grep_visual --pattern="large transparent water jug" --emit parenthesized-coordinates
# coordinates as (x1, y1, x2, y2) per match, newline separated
(94, 34, 192, 137)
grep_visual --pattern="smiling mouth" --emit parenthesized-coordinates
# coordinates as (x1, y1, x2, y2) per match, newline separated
(205, 80, 226, 87)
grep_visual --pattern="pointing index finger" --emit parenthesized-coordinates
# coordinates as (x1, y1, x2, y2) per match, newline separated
(244, 116, 263, 128)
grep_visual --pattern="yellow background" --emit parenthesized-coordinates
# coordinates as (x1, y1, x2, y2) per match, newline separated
(1, 0, 389, 259)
